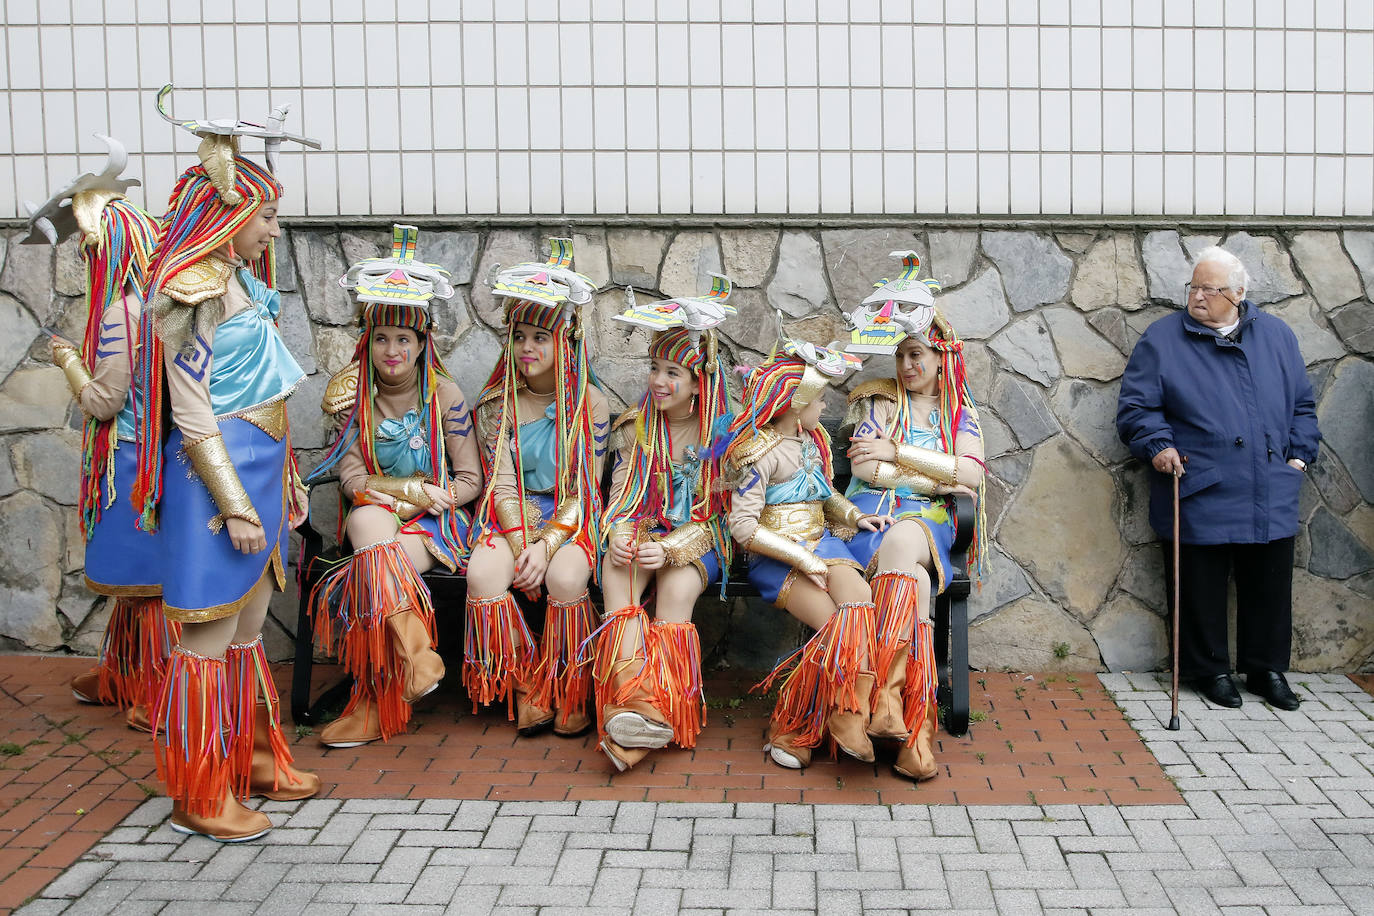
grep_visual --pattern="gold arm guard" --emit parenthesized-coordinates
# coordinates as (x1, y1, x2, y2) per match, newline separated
(868, 460, 940, 495)
(52, 344, 93, 400)
(743, 526, 827, 577)
(536, 499, 581, 555)
(494, 495, 530, 553)
(184, 434, 261, 530)
(656, 521, 713, 567)
(822, 493, 864, 541)
(893, 442, 959, 486)
(365, 475, 435, 510)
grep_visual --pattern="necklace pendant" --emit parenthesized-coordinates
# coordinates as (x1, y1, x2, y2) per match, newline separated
(408, 435, 424, 451)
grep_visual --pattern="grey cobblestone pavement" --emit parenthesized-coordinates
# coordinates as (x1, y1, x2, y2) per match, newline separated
(17, 673, 1374, 915)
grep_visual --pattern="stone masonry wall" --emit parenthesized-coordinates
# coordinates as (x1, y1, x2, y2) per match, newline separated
(1, 223, 1371, 673)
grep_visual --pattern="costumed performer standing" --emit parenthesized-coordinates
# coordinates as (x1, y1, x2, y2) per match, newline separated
(24, 135, 178, 730)
(842, 252, 985, 782)
(466, 239, 610, 738)
(593, 276, 737, 771)
(133, 88, 321, 841)
(719, 317, 893, 770)
(308, 224, 482, 748)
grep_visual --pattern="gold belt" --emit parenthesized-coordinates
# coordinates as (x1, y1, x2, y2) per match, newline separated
(227, 400, 288, 441)
(758, 501, 825, 541)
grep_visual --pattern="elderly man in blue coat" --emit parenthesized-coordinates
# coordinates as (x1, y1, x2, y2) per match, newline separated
(1116, 245, 1320, 711)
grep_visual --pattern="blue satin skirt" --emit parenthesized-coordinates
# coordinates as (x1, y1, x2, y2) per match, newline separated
(84, 445, 161, 597)
(747, 529, 862, 607)
(401, 507, 474, 573)
(160, 417, 289, 623)
(597, 524, 723, 591)
(844, 489, 957, 595)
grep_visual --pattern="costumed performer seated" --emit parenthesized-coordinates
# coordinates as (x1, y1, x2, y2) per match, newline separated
(308, 224, 482, 748)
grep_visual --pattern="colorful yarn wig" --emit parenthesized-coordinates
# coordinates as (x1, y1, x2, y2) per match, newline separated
(720, 355, 835, 480)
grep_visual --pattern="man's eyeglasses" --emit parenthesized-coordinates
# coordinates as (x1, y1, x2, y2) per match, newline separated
(1184, 283, 1232, 298)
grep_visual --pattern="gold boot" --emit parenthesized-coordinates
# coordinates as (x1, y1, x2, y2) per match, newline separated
(249, 703, 321, 800)
(867, 651, 910, 741)
(320, 689, 383, 748)
(828, 671, 877, 763)
(893, 706, 939, 781)
(385, 608, 445, 703)
(170, 790, 271, 843)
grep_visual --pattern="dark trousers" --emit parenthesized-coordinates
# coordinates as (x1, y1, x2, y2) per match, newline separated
(1161, 537, 1295, 679)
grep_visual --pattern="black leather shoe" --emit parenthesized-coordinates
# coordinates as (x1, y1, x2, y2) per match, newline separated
(1193, 674, 1242, 708)
(1246, 670, 1301, 711)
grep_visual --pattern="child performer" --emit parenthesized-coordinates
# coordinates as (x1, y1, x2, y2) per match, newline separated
(465, 240, 610, 738)
(593, 277, 737, 771)
(308, 225, 483, 747)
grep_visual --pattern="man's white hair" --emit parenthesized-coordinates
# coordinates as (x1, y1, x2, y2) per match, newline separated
(1192, 245, 1250, 295)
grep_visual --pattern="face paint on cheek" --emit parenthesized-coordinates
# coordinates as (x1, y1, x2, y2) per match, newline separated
(915, 363, 925, 375)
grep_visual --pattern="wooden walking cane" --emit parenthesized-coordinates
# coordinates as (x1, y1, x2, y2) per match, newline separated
(1168, 456, 1187, 731)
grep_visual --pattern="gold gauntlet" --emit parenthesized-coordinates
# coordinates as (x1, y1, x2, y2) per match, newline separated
(365, 475, 435, 510)
(52, 344, 93, 400)
(868, 460, 940, 495)
(494, 494, 530, 552)
(744, 526, 827, 577)
(893, 442, 959, 486)
(536, 499, 581, 555)
(822, 493, 864, 541)
(656, 521, 713, 567)
(184, 434, 261, 532)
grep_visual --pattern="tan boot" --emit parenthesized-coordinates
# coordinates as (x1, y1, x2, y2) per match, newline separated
(599, 738, 650, 773)
(71, 669, 103, 704)
(553, 707, 593, 738)
(385, 608, 445, 703)
(893, 707, 939, 781)
(867, 651, 910, 741)
(320, 691, 383, 748)
(125, 704, 151, 734)
(828, 672, 876, 763)
(515, 684, 554, 737)
(170, 791, 271, 843)
(765, 724, 813, 770)
(249, 703, 321, 800)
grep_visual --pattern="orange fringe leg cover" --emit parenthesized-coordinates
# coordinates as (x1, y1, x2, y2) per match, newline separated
(650, 620, 706, 749)
(902, 617, 939, 744)
(225, 635, 299, 800)
(309, 538, 437, 740)
(95, 596, 179, 708)
(754, 600, 876, 751)
(152, 646, 232, 818)
(532, 592, 598, 728)
(463, 591, 537, 718)
(870, 571, 919, 685)
(588, 604, 653, 742)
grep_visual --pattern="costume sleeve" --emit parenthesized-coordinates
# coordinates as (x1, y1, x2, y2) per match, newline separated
(163, 316, 219, 445)
(847, 396, 893, 488)
(78, 291, 138, 422)
(336, 434, 369, 500)
(590, 387, 611, 485)
(1284, 332, 1321, 464)
(439, 380, 483, 506)
(1116, 331, 1175, 462)
(727, 447, 774, 547)
(604, 441, 634, 532)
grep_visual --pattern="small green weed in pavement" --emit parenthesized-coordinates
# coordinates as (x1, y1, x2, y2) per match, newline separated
(0, 742, 21, 757)
(1053, 642, 1070, 659)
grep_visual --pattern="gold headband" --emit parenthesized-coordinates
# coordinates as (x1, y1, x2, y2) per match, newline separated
(792, 365, 832, 410)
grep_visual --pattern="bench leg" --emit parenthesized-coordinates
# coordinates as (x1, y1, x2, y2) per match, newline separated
(946, 588, 970, 737)
(290, 536, 319, 726)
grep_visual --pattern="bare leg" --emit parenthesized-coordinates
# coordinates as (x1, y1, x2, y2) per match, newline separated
(467, 538, 517, 599)
(875, 520, 934, 621)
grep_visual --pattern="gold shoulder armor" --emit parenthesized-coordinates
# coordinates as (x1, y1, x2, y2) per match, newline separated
(322, 361, 360, 415)
(847, 377, 900, 404)
(612, 407, 639, 432)
(163, 257, 233, 306)
(730, 428, 783, 468)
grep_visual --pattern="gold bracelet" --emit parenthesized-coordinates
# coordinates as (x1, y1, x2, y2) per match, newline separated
(822, 493, 863, 540)
(53, 344, 93, 400)
(536, 499, 581, 555)
(744, 526, 827, 576)
(184, 434, 261, 532)
(656, 521, 713, 567)
(893, 442, 959, 486)
(365, 474, 435, 510)
(868, 460, 940, 495)
(494, 494, 530, 553)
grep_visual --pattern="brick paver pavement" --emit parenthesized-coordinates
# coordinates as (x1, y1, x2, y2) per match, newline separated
(9, 665, 1374, 914)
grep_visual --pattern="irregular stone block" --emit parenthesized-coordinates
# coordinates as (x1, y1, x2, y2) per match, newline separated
(1049, 378, 1130, 465)
(0, 365, 71, 432)
(1070, 234, 1147, 312)
(1117, 544, 1166, 613)
(987, 452, 1030, 488)
(978, 411, 1016, 460)
(57, 572, 101, 632)
(442, 321, 505, 408)
(783, 312, 846, 350)
(291, 232, 355, 326)
(1307, 507, 1373, 580)
(423, 230, 482, 286)
(1181, 233, 1221, 260)
(0, 490, 62, 604)
(274, 229, 298, 292)
(1122, 305, 1174, 352)
(54, 235, 85, 298)
(960, 339, 994, 407)
(62, 510, 84, 574)
(1316, 357, 1374, 502)
(969, 596, 1100, 671)
(472, 229, 542, 326)
(1088, 307, 1129, 354)
(989, 374, 1060, 448)
(1000, 435, 1125, 616)
(313, 325, 360, 377)
(939, 268, 1009, 340)
(1043, 307, 1127, 381)
(339, 228, 391, 267)
(1140, 230, 1191, 301)
(430, 287, 475, 355)
(0, 445, 16, 499)
(1289, 231, 1363, 310)
(980, 231, 1072, 312)
(1340, 229, 1374, 294)
(767, 231, 833, 317)
(0, 292, 40, 383)
(1114, 464, 1157, 546)
(0, 234, 53, 322)
(720, 229, 779, 287)
(1220, 231, 1304, 304)
(965, 546, 1031, 620)
(1308, 445, 1362, 515)
(285, 371, 330, 450)
(277, 292, 316, 375)
(660, 231, 723, 299)
(1328, 301, 1374, 355)
(594, 355, 650, 413)
(1289, 569, 1374, 671)
(820, 227, 922, 311)
(0, 584, 65, 650)
(589, 288, 653, 358)
(11, 429, 81, 505)
(1262, 296, 1347, 365)
(608, 227, 669, 289)
(1054, 231, 1096, 254)
(717, 287, 777, 356)
(1092, 593, 1168, 672)
(989, 314, 1061, 387)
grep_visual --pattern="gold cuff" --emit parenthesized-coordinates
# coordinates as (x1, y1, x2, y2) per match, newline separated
(868, 460, 940, 495)
(494, 494, 530, 552)
(656, 521, 713, 567)
(822, 493, 863, 541)
(393, 499, 424, 520)
(184, 434, 261, 531)
(536, 499, 581, 555)
(744, 526, 827, 577)
(365, 474, 435, 510)
(53, 345, 93, 399)
(894, 442, 959, 486)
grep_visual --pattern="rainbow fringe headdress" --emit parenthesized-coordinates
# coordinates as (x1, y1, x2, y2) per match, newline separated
(473, 238, 605, 566)
(21, 135, 157, 538)
(603, 275, 739, 586)
(844, 251, 988, 579)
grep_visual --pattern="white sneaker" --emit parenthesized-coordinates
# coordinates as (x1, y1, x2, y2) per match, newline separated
(599, 740, 630, 773)
(605, 711, 673, 749)
(765, 743, 803, 770)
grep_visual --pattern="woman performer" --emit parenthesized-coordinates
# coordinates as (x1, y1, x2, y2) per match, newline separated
(592, 278, 736, 771)
(720, 319, 892, 770)
(465, 239, 610, 738)
(26, 136, 178, 730)
(133, 103, 321, 841)
(842, 252, 985, 781)
(308, 225, 482, 748)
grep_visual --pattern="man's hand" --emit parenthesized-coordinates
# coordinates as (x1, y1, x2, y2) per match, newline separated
(1152, 447, 1185, 476)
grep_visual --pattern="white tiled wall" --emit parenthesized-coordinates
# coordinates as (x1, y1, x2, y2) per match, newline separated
(3, 1, 1373, 218)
